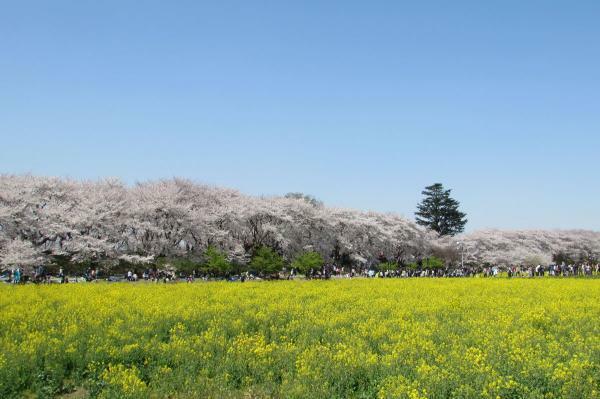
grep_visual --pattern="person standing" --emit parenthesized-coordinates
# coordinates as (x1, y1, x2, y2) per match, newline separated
(13, 267, 21, 284)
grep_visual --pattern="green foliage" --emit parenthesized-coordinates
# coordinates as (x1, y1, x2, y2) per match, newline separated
(291, 251, 324, 275)
(415, 183, 467, 236)
(407, 261, 419, 270)
(407, 256, 445, 270)
(376, 262, 398, 272)
(422, 256, 445, 270)
(249, 246, 284, 277)
(202, 246, 232, 277)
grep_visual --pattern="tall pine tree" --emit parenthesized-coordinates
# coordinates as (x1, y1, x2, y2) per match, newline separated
(415, 183, 467, 236)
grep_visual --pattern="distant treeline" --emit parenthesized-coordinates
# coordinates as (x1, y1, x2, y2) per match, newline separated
(1, 175, 599, 275)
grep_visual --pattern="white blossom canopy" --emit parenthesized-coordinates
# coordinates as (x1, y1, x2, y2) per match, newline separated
(1, 174, 599, 273)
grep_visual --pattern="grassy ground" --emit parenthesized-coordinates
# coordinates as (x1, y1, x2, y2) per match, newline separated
(0, 278, 598, 398)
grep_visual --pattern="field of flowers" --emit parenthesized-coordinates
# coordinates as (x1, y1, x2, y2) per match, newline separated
(0, 279, 598, 399)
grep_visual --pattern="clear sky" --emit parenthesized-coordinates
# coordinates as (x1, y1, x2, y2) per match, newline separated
(1, 1, 599, 231)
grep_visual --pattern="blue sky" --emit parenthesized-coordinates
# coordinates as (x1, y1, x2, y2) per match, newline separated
(1, 1, 599, 231)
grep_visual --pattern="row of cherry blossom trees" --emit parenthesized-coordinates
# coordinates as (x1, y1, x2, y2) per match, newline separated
(1, 174, 599, 274)
(443, 229, 600, 267)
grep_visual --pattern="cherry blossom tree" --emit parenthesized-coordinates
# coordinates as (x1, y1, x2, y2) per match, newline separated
(0, 238, 47, 274)
(1, 174, 599, 275)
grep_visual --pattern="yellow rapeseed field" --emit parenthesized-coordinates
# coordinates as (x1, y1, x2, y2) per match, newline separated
(0, 279, 598, 398)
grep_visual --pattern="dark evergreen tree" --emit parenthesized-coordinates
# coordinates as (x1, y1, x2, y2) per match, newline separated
(415, 183, 467, 236)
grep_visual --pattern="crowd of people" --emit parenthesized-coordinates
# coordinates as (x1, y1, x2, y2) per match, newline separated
(2, 262, 599, 284)
(505, 263, 597, 277)
(298, 262, 600, 280)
